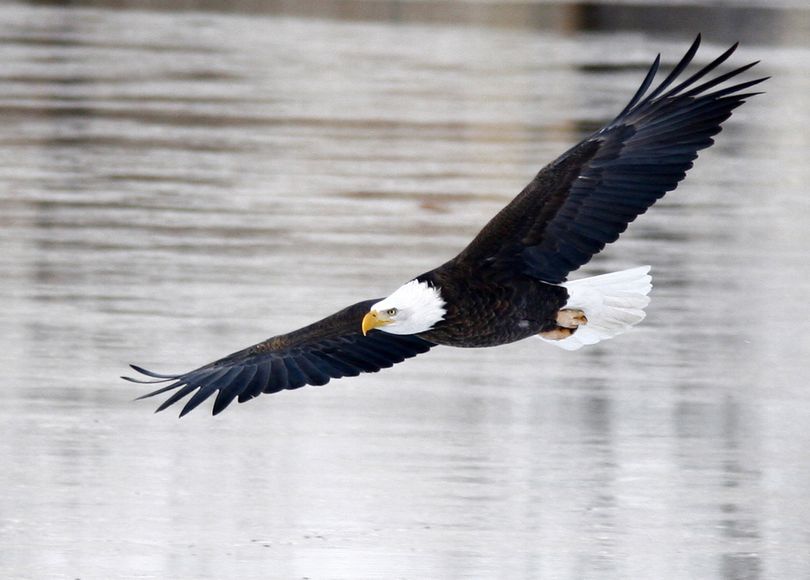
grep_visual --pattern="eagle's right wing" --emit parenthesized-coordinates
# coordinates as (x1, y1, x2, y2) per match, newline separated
(124, 299, 435, 417)
(455, 35, 766, 285)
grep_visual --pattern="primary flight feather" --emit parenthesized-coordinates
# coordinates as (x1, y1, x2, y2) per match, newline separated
(125, 36, 765, 416)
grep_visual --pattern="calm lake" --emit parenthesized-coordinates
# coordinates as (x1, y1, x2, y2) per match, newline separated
(1, 1, 809, 579)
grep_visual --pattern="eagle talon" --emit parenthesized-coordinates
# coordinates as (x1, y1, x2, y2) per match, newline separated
(556, 308, 588, 329)
(539, 326, 578, 341)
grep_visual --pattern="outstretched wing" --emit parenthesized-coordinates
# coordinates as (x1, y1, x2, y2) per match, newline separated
(456, 35, 766, 284)
(124, 299, 435, 417)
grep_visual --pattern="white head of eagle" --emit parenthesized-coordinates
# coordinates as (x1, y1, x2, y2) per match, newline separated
(362, 279, 446, 336)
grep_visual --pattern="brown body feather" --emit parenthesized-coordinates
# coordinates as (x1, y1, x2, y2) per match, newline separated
(416, 266, 568, 348)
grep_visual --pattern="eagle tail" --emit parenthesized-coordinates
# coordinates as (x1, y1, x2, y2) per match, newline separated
(541, 266, 652, 351)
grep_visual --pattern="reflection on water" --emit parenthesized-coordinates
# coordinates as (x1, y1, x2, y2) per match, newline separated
(1, 1, 809, 579)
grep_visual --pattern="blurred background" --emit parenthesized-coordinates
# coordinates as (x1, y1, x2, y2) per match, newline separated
(1, 1, 808, 579)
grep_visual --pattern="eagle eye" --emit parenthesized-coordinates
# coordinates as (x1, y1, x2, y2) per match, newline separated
(386, 308, 398, 316)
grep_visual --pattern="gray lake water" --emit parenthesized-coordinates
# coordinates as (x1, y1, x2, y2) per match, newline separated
(1, 2, 809, 579)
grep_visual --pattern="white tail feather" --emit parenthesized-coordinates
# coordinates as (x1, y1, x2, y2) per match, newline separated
(540, 266, 652, 351)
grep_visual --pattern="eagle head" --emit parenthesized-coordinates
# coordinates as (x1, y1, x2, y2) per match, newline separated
(362, 279, 446, 336)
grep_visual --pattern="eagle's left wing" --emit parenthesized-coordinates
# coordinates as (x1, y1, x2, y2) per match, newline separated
(125, 299, 435, 416)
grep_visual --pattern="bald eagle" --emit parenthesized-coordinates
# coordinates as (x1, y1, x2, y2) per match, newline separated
(126, 36, 764, 416)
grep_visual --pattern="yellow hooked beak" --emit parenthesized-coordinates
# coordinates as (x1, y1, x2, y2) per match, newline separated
(362, 310, 392, 336)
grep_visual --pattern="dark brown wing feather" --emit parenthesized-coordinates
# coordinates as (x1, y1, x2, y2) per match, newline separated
(124, 299, 435, 416)
(455, 35, 766, 284)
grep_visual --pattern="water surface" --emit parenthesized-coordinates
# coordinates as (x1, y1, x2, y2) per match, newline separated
(1, 2, 809, 579)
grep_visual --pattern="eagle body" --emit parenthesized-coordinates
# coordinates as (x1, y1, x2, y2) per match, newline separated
(126, 36, 766, 417)
(415, 267, 568, 348)
(411, 137, 608, 348)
